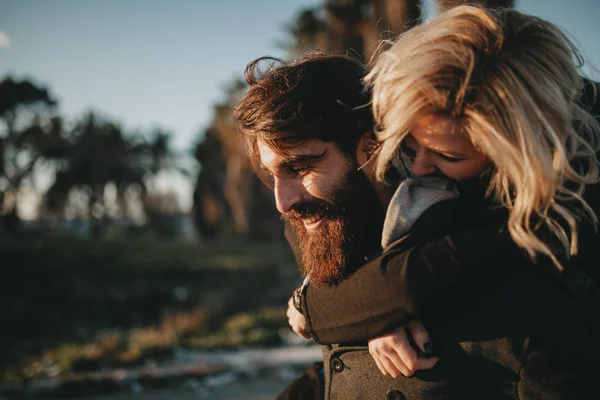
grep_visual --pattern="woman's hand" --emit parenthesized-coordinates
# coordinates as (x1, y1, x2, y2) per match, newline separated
(368, 320, 439, 378)
(287, 296, 311, 339)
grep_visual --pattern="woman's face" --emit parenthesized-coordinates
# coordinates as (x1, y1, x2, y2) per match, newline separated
(401, 114, 491, 181)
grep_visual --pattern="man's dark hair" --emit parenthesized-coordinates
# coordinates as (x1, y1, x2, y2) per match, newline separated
(232, 52, 374, 172)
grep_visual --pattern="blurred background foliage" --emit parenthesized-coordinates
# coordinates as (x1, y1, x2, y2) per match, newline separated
(1, 0, 515, 390)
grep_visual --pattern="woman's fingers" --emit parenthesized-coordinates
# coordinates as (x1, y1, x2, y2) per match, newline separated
(387, 327, 429, 377)
(379, 355, 404, 378)
(369, 328, 411, 378)
(373, 354, 388, 376)
(394, 343, 439, 375)
(407, 320, 434, 357)
(368, 322, 439, 378)
(402, 322, 439, 372)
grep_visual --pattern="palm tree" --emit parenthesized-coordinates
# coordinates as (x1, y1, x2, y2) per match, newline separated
(437, 0, 513, 12)
(44, 114, 139, 228)
(281, 0, 422, 62)
(192, 75, 282, 240)
(283, 0, 514, 63)
(192, 127, 229, 239)
(283, 8, 328, 58)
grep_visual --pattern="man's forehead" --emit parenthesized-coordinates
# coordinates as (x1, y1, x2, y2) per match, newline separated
(257, 139, 328, 164)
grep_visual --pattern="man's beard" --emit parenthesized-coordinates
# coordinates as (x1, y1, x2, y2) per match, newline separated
(283, 166, 385, 286)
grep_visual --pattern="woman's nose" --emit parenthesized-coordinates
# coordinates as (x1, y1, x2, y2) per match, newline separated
(411, 151, 437, 177)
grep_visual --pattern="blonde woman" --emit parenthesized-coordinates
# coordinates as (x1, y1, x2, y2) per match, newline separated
(370, 5, 599, 269)
(296, 5, 600, 399)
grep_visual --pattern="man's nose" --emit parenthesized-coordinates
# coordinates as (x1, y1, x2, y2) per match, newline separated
(411, 151, 437, 177)
(274, 177, 303, 214)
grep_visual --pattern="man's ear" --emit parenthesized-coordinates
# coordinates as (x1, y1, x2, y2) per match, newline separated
(356, 131, 377, 188)
(356, 131, 395, 208)
(356, 130, 375, 167)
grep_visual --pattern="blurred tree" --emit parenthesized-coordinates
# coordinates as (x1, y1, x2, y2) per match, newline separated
(324, 0, 421, 61)
(437, 0, 514, 12)
(283, 8, 328, 58)
(143, 128, 190, 181)
(0, 77, 58, 233)
(44, 113, 143, 229)
(192, 78, 281, 240)
(283, 0, 514, 62)
(43, 112, 181, 237)
(281, 0, 422, 62)
(193, 127, 229, 239)
(143, 189, 185, 239)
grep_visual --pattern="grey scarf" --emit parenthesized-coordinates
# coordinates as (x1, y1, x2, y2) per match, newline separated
(381, 152, 459, 250)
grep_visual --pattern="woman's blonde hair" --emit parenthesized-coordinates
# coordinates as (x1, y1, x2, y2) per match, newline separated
(368, 5, 600, 267)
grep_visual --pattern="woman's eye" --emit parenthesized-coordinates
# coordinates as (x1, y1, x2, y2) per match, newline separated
(438, 153, 464, 163)
(400, 141, 416, 158)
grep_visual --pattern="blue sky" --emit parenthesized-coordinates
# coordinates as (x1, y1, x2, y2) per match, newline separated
(0, 0, 321, 149)
(1, 0, 599, 215)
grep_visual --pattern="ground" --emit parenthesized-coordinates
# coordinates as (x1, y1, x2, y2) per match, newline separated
(1, 235, 310, 398)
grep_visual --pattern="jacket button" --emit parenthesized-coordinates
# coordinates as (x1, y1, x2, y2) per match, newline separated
(330, 357, 344, 373)
(386, 390, 406, 400)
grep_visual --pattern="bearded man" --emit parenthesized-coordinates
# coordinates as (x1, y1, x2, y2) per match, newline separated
(234, 53, 386, 286)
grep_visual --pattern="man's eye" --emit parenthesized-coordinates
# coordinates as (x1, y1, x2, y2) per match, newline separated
(291, 166, 311, 175)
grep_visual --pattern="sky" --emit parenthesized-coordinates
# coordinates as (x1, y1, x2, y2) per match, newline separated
(1, 0, 600, 217)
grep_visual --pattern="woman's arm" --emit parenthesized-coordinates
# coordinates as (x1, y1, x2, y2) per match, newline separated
(301, 207, 526, 345)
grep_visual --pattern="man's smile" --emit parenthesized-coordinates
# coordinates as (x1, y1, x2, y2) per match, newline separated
(302, 211, 326, 231)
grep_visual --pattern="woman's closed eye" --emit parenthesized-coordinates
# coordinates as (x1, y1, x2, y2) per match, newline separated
(437, 153, 465, 163)
(400, 141, 416, 159)
(401, 140, 464, 163)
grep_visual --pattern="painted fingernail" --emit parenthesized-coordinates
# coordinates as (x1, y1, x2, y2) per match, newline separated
(423, 342, 434, 357)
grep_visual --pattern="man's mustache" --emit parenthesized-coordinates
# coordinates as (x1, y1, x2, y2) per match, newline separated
(282, 199, 333, 222)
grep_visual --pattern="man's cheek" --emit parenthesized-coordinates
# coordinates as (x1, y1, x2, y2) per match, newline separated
(302, 176, 321, 196)
(305, 184, 337, 208)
